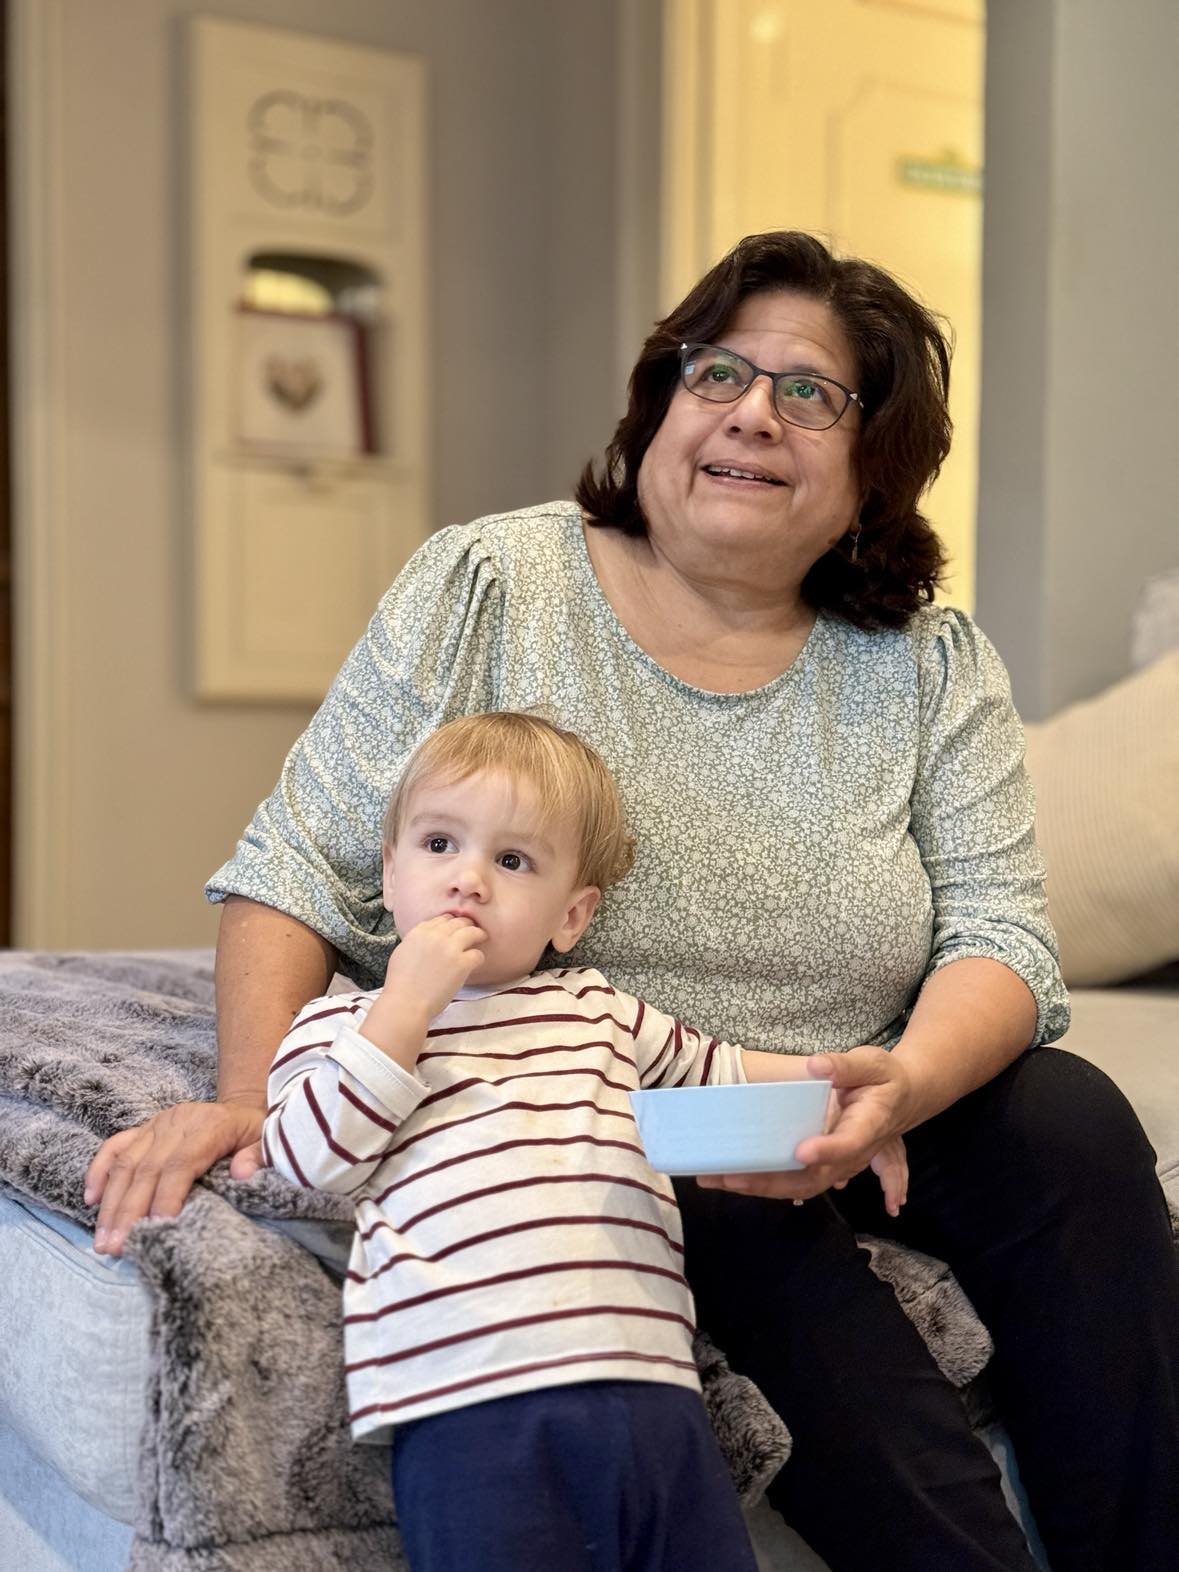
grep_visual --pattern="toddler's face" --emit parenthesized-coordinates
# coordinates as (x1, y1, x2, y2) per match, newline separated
(383, 769, 599, 987)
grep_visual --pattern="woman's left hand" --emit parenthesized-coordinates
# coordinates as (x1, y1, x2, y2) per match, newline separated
(697, 1047, 916, 1201)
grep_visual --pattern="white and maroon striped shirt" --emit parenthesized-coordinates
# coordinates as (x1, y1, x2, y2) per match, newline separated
(264, 966, 747, 1440)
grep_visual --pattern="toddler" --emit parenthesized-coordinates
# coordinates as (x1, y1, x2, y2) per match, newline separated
(265, 712, 907, 1572)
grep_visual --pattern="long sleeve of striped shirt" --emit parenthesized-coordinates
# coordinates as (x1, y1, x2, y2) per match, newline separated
(263, 993, 433, 1196)
(627, 992, 748, 1090)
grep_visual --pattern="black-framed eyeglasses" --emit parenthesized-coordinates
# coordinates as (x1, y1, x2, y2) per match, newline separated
(679, 342, 863, 431)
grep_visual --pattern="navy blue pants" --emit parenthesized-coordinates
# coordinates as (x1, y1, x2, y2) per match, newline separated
(676, 1046, 1179, 1572)
(390, 1380, 758, 1572)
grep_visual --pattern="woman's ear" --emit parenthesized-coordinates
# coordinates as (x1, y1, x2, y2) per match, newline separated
(550, 886, 601, 954)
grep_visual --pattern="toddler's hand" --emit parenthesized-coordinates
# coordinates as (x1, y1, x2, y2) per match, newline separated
(869, 1136, 909, 1218)
(385, 915, 487, 1024)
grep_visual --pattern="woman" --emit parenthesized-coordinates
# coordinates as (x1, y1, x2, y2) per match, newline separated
(88, 232, 1178, 1571)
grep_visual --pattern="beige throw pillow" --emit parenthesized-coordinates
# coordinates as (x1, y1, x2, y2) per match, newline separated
(1023, 652, 1179, 987)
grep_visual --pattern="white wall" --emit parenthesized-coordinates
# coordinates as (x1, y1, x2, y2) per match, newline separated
(976, 0, 1179, 719)
(11, 0, 637, 949)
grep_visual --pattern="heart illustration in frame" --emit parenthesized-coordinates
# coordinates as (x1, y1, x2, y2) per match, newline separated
(236, 305, 368, 454)
(264, 354, 323, 412)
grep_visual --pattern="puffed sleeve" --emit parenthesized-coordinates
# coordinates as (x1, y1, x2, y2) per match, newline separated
(205, 523, 504, 988)
(911, 609, 1070, 1045)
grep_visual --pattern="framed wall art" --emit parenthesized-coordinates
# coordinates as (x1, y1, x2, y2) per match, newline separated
(233, 305, 372, 456)
(189, 17, 427, 703)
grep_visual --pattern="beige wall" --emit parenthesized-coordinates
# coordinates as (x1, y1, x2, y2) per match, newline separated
(29, 0, 1170, 949)
(976, 0, 1179, 720)
(11, 0, 635, 949)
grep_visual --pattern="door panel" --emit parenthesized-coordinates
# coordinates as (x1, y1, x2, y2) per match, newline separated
(663, 0, 984, 605)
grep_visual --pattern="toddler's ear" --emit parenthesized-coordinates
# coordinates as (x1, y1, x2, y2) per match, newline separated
(550, 886, 601, 954)
(380, 844, 396, 913)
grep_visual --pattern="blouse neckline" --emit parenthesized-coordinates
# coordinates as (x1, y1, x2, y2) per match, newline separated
(568, 505, 827, 704)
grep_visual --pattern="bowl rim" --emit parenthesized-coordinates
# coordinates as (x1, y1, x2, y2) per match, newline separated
(629, 1077, 832, 1100)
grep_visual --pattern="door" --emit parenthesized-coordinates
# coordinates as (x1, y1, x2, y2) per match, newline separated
(662, 0, 984, 607)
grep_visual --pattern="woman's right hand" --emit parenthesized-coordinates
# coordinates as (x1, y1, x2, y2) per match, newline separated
(698, 1047, 916, 1202)
(84, 1099, 266, 1256)
(84, 901, 339, 1256)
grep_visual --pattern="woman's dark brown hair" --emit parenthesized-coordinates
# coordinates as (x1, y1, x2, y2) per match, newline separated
(575, 231, 952, 629)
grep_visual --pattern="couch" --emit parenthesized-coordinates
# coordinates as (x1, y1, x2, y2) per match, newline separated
(2, 652, 1176, 1572)
(1, 967, 1175, 1572)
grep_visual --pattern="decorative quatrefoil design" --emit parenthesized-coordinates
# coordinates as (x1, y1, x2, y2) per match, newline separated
(247, 90, 374, 217)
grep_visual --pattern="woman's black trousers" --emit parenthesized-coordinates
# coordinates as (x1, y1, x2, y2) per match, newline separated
(675, 1047, 1179, 1572)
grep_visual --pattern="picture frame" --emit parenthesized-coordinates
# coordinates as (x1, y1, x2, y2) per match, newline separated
(233, 305, 373, 456)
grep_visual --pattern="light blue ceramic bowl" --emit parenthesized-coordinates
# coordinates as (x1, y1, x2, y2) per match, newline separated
(628, 1079, 833, 1176)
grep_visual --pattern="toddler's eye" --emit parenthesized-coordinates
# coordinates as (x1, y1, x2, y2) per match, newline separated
(498, 851, 527, 872)
(426, 836, 452, 854)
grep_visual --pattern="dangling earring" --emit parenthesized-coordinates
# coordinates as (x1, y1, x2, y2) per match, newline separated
(849, 525, 861, 564)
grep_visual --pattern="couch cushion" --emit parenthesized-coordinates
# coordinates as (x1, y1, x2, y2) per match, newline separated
(0, 1423, 133, 1572)
(1061, 986, 1179, 1160)
(0, 1191, 359, 1530)
(0, 1192, 150, 1526)
(1023, 653, 1179, 986)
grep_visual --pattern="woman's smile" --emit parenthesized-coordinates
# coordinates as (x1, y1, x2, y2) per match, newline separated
(700, 461, 787, 487)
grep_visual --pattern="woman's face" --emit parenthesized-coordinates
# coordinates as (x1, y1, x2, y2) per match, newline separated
(636, 290, 862, 591)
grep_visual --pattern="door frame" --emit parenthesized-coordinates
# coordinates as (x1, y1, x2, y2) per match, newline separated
(9, 0, 71, 946)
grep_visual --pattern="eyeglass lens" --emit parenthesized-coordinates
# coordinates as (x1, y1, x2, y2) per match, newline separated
(681, 345, 849, 430)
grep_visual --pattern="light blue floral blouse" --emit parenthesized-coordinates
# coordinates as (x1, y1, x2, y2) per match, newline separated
(208, 501, 1069, 1054)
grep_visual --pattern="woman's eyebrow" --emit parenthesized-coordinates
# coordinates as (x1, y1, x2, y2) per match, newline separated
(717, 342, 840, 378)
(766, 356, 836, 378)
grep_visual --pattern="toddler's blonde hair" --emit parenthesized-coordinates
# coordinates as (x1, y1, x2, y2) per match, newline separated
(383, 713, 635, 891)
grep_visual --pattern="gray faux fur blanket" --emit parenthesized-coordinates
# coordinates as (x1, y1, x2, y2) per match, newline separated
(0, 950, 1043, 1570)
